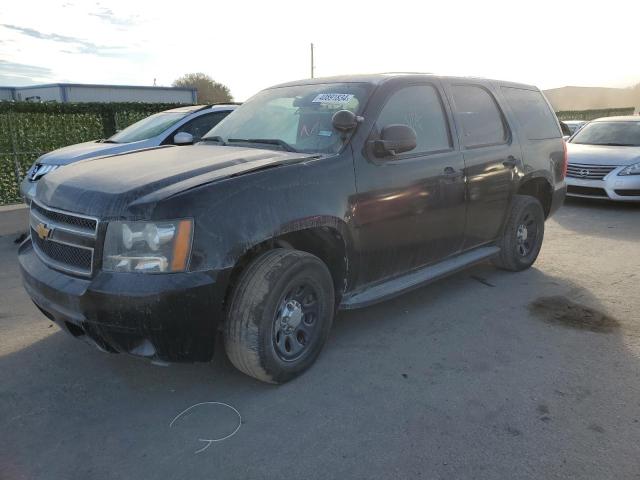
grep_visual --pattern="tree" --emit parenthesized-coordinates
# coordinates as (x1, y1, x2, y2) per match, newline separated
(173, 73, 233, 104)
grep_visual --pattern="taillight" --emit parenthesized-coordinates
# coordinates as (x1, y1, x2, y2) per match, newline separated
(561, 141, 568, 179)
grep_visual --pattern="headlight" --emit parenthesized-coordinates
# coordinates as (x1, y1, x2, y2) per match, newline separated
(618, 162, 640, 176)
(103, 219, 193, 273)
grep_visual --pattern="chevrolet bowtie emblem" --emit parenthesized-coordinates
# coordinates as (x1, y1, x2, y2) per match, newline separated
(35, 222, 52, 240)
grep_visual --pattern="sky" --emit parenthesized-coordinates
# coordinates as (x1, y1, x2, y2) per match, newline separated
(0, 0, 639, 101)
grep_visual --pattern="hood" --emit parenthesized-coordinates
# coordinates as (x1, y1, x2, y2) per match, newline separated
(567, 143, 640, 166)
(36, 144, 316, 217)
(37, 140, 147, 165)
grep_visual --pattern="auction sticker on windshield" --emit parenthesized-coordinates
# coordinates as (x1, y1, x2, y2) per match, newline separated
(312, 93, 354, 103)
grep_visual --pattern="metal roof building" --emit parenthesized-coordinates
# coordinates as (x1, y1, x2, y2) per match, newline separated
(0, 83, 197, 103)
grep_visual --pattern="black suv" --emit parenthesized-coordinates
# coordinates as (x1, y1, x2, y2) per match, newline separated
(19, 74, 566, 383)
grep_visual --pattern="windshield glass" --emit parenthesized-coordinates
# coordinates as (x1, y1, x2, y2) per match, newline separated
(570, 121, 640, 146)
(204, 82, 372, 154)
(108, 112, 187, 143)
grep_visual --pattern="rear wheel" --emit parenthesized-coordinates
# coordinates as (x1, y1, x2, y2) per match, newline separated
(493, 194, 545, 271)
(224, 249, 335, 384)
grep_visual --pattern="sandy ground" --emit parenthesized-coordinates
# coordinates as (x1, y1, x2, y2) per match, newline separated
(1, 197, 639, 480)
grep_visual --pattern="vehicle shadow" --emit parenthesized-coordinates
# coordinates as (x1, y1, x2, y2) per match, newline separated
(2, 260, 639, 479)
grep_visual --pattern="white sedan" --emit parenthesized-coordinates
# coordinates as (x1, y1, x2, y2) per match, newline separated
(566, 116, 640, 201)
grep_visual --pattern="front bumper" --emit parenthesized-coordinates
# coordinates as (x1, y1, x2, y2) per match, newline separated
(19, 238, 226, 362)
(566, 167, 640, 201)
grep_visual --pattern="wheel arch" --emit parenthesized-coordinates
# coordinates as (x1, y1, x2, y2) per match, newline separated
(222, 216, 354, 312)
(516, 173, 553, 217)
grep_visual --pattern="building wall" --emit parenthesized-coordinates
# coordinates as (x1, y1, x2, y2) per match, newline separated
(0, 87, 14, 101)
(1, 84, 196, 104)
(65, 85, 195, 103)
(12, 86, 63, 102)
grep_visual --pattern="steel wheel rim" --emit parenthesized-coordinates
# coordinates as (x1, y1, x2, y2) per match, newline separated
(516, 212, 538, 257)
(272, 282, 319, 362)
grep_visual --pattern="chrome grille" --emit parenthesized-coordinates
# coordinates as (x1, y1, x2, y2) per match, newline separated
(29, 201, 99, 277)
(31, 201, 97, 232)
(566, 163, 618, 180)
(31, 233, 93, 270)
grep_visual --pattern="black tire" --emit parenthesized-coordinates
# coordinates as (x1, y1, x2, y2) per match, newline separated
(224, 248, 335, 384)
(492, 194, 545, 272)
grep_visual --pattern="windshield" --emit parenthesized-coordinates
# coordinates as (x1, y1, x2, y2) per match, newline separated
(570, 121, 640, 146)
(204, 82, 372, 154)
(108, 112, 187, 143)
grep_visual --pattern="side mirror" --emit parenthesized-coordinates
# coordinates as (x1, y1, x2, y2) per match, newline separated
(173, 132, 194, 145)
(374, 124, 417, 157)
(332, 109, 361, 132)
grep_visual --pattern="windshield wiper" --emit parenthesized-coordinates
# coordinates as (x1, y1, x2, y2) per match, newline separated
(200, 136, 226, 145)
(97, 139, 118, 144)
(227, 138, 298, 152)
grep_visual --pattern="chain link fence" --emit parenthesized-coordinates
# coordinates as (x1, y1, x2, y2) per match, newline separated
(0, 102, 187, 205)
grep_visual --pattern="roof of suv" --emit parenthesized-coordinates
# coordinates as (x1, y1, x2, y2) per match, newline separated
(271, 73, 537, 90)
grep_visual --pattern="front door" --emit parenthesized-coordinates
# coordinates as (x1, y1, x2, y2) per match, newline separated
(351, 82, 466, 286)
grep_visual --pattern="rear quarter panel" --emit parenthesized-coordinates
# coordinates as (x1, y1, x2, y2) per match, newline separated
(493, 82, 566, 199)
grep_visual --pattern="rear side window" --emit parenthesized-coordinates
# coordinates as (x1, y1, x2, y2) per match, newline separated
(501, 87, 560, 140)
(451, 85, 507, 148)
(377, 85, 451, 154)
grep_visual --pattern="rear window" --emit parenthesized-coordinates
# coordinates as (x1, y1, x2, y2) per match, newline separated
(502, 87, 561, 140)
(451, 85, 507, 148)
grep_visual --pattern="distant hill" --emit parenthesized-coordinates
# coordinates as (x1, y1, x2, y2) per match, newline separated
(543, 85, 639, 112)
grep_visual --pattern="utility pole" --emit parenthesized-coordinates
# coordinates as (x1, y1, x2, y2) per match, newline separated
(310, 43, 314, 79)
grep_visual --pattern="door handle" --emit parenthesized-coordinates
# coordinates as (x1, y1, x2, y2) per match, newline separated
(503, 156, 518, 168)
(443, 166, 458, 176)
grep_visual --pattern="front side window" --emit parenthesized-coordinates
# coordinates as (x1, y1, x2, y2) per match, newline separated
(205, 83, 372, 154)
(174, 111, 229, 142)
(502, 87, 561, 140)
(452, 85, 508, 148)
(109, 112, 186, 143)
(570, 121, 640, 146)
(376, 84, 451, 154)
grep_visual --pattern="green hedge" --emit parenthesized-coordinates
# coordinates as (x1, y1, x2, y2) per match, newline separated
(556, 107, 635, 121)
(0, 101, 188, 205)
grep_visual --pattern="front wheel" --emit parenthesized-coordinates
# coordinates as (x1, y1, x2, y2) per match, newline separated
(224, 249, 335, 384)
(492, 194, 545, 272)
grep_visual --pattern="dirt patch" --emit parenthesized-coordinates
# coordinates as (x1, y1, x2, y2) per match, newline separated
(528, 296, 620, 333)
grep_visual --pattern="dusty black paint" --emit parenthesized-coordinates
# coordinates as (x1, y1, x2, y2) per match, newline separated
(19, 74, 566, 362)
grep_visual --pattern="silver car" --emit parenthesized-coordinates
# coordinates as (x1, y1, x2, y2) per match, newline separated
(566, 116, 640, 201)
(20, 104, 237, 203)
(563, 120, 587, 135)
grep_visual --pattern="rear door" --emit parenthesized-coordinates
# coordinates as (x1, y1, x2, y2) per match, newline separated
(444, 82, 521, 250)
(352, 80, 466, 285)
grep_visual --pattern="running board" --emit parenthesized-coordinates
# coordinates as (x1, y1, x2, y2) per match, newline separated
(339, 246, 500, 310)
